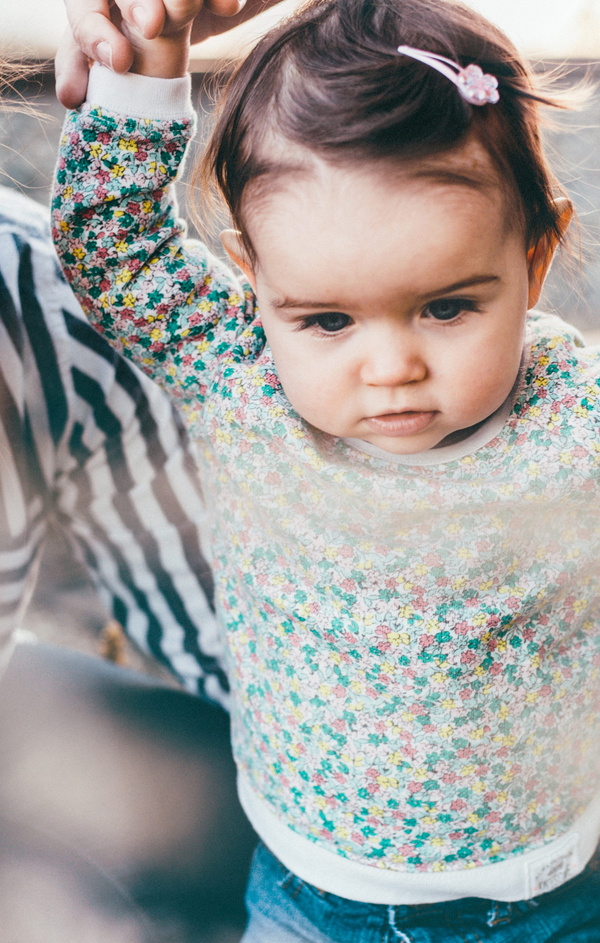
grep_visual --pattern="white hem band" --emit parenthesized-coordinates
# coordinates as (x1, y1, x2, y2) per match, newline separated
(238, 774, 600, 904)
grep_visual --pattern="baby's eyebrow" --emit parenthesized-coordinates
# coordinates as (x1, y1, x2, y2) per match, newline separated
(426, 274, 500, 295)
(414, 168, 495, 191)
(410, 149, 503, 191)
(271, 297, 337, 311)
(272, 275, 499, 311)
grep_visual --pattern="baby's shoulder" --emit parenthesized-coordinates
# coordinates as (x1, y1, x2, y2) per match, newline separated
(520, 311, 600, 436)
(526, 310, 585, 350)
(526, 311, 600, 383)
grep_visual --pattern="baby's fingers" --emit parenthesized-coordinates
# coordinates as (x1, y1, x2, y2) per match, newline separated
(159, 0, 212, 34)
(203, 0, 247, 16)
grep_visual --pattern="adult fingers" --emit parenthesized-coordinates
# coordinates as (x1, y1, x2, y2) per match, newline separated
(189, 0, 284, 44)
(62, 0, 166, 72)
(62, 0, 132, 72)
(55, 28, 94, 109)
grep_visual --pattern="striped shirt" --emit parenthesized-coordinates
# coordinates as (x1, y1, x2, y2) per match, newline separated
(0, 185, 228, 706)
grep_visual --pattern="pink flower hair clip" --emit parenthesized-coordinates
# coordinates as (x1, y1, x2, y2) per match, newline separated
(397, 45, 500, 106)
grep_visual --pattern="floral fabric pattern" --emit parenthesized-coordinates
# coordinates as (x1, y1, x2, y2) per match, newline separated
(52, 104, 600, 874)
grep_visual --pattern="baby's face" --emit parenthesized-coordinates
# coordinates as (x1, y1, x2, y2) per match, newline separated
(247, 142, 533, 454)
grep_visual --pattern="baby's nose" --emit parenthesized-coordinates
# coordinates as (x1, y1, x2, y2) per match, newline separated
(360, 334, 427, 387)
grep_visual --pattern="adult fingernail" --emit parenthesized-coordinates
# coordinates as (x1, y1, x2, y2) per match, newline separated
(96, 41, 113, 69)
(237, 0, 248, 9)
(131, 5, 147, 33)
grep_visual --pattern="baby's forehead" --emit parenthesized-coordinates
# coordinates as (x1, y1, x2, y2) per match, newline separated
(246, 135, 511, 235)
(250, 132, 507, 203)
(392, 137, 522, 232)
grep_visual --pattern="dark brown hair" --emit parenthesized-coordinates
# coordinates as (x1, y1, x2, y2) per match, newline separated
(198, 0, 576, 260)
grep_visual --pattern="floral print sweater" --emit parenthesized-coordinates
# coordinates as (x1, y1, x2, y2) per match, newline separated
(52, 77, 600, 884)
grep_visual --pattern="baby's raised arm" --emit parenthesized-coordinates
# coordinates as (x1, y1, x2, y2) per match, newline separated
(51, 0, 266, 412)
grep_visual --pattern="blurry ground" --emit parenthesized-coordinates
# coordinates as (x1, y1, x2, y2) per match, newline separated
(27, 526, 177, 682)
(0, 61, 598, 663)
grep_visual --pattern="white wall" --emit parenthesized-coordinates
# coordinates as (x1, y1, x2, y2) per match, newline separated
(2, 0, 599, 64)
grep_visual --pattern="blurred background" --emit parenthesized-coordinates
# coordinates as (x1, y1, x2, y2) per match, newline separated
(2, 0, 600, 65)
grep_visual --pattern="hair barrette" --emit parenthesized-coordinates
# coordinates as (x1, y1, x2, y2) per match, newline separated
(397, 45, 500, 106)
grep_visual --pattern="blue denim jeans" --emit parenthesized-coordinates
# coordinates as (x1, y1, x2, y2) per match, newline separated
(242, 841, 600, 943)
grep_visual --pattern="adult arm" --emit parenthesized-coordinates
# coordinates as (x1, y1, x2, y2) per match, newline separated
(55, 304, 230, 705)
(0, 188, 229, 705)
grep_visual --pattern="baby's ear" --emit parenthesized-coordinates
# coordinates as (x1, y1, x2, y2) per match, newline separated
(527, 198, 573, 309)
(220, 229, 256, 291)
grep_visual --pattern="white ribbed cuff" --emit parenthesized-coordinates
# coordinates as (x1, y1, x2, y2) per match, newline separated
(87, 62, 194, 120)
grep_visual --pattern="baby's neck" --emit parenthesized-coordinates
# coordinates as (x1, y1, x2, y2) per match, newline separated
(432, 418, 489, 449)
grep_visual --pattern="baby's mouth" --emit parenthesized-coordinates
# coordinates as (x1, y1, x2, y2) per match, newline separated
(365, 411, 437, 437)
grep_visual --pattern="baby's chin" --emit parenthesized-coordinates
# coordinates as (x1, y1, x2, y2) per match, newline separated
(300, 409, 484, 455)
(351, 420, 485, 456)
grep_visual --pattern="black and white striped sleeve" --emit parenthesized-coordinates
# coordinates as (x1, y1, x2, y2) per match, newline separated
(0, 188, 229, 707)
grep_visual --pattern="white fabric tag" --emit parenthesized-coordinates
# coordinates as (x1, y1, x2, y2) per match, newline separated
(527, 834, 579, 898)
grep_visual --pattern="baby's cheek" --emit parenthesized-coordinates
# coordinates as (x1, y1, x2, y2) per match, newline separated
(291, 384, 328, 426)
(456, 361, 515, 423)
(271, 360, 313, 417)
(289, 379, 339, 433)
(270, 337, 351, 433)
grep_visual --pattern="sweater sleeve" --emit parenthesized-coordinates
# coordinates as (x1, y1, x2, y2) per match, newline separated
(51, 66, 261, 412)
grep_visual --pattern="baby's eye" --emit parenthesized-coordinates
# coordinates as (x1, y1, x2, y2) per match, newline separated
(424, 298, 471, 322)
(302, 312, 352, 333)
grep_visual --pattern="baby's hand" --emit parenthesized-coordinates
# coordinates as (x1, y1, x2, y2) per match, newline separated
(116, 0, 210, 79)
(56, 0, 279, 106)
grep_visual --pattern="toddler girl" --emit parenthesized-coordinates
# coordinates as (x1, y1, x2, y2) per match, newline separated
(52, 0, 600, 938)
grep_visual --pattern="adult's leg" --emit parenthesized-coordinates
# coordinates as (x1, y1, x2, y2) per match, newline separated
(0, 641, 256, 941)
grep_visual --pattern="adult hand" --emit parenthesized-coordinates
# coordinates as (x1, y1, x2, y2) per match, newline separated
(55, 0, 283, 108)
